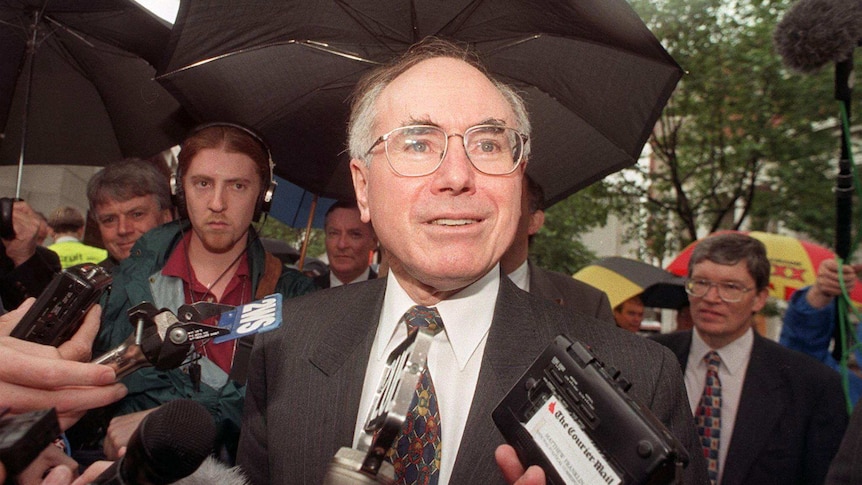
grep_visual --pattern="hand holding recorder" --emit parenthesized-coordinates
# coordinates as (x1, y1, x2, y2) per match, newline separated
(0, 299, 127, 431)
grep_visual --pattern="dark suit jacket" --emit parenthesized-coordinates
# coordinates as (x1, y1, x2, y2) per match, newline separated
(651, 330, 848, 485)
(826, 402, 862, 485)
(313, 267, 377, 289)
(528, 260, 614, 323)
(238, 275, 708, 484)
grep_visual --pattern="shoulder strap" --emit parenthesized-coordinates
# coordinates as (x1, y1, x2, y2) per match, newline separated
(255, 251, 283, 299)
(231, 250, 284, 384)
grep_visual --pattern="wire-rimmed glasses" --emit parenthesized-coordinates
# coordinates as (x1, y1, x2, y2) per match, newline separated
(365, 124, 528, 177)
(684, 278, 753, 303)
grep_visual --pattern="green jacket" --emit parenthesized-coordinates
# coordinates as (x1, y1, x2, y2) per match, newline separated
(94, 220, 316, 453)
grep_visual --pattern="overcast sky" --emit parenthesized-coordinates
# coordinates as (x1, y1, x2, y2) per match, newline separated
(132, 0, 179, 24)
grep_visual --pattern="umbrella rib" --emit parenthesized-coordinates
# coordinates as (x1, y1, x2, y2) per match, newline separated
(334, 0, 413, 46)
(44, 16, 94, 48)
(302, 40, 381, 64)
(158, 40, 379, 78)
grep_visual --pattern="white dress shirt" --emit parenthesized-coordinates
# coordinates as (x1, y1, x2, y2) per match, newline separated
(685, 327, 754, 485)
(353, 266, 499, 485)
(506, 259, 530, 292)
(330, 266, 372, 287)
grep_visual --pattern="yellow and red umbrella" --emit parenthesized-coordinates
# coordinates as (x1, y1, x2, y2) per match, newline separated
(666, 230, 862, 303)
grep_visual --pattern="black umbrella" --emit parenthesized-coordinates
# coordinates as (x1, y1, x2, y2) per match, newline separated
(157, 0, 682, 206)
(0, 0, 193, 195)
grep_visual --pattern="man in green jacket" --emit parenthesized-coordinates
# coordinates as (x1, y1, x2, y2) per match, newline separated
(88, 123, 316, 463)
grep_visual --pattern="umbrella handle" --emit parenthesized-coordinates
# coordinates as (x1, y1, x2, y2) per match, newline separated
(298, 195, 319, 271)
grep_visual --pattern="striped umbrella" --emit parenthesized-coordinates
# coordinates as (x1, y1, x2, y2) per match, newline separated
(573, 256, 688, 309)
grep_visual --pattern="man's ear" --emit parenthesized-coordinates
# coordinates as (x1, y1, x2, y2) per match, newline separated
(751, 288, 770, 314)
(527, 209, 545, 236)
(350, 159, 372, 223)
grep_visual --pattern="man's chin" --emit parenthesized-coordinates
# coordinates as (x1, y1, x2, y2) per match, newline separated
(199, 234, 243, 254)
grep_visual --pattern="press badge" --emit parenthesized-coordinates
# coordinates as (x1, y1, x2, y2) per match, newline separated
(214, 294, 283, 343)
(524, 395, 622, 485)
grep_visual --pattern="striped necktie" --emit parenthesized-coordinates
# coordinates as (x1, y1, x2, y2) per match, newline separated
(389, 305, 444, 485)
(695, 350, 722, 485)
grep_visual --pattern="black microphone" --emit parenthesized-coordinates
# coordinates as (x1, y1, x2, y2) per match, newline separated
(89, 400, 216, 485)
(773, 0, 862, 73)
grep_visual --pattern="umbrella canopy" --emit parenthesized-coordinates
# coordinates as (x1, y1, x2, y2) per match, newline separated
(268, 176, 336, 229)
(666, 230, 862, 303)
(0, 0, 193, 177)
(156, 0, 682, 206)
(574, 256, 688, 309)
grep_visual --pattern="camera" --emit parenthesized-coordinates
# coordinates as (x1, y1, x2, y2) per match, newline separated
(493, 335, 688, 485)
(10, 263, 112, 346)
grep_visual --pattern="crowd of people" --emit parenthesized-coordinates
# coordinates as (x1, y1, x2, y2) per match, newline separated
(0, 37, 860, 485)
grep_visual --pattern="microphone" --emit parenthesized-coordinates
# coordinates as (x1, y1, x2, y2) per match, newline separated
(89, 400, 216, 485)
(773, 0, 862, 73)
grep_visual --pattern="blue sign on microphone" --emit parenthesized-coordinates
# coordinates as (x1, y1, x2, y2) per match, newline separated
(214, 293, 283, 343)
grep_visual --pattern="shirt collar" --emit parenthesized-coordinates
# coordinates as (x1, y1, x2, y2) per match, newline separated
(331, 266, 371, 287)
(377, 265, 500, 370)
(690, 326, 754, 376)
(506, 259, 530, 292)
(162, 231, 250, 288)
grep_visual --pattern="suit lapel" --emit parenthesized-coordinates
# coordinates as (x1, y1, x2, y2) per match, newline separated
(722, 335, 787, 485)
(307, 279, 386, 376)
(528, 260, 565, 305)
(450, 277, 550, 482)
(304, 279, 386, 464)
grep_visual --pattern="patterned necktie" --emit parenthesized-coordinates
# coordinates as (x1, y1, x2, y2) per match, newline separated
(695, 351, 722, 485)
(389, 305, 444, 485)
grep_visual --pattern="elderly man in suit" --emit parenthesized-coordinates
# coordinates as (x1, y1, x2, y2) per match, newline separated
(501, 174, 613, 321)
(651, 233, 847, 485)
(237, 38, 706, 485)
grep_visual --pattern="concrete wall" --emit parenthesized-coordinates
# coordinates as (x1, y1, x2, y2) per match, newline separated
(1, 164, 101, 232)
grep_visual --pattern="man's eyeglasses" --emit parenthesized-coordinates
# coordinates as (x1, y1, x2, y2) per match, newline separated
(365, 124, 528, 177)
(684, 278, 753, 303)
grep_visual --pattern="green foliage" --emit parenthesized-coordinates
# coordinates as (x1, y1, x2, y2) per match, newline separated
(530, 182, 613, 274)
(615, 0, 856, 261)
(254, 217, 325, 262)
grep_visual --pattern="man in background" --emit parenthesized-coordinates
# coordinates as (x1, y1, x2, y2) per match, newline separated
(651, 233, 847, 485)
(87, 158, 174, 271)
(47, 206, 107, 268)
(501, 174, 613, 321)
(91, 124, 316, 463)
(613, 294, 645, 333)
(314, 200, 378, 289)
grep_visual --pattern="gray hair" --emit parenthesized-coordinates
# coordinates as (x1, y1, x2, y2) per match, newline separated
(347, 37, 531, 166)
(87, 158, 172, 214)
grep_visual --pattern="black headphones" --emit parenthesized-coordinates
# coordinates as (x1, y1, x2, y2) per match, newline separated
(170, 122, 277, 222)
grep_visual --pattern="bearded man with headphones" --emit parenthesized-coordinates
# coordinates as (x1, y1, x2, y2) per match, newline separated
(81, 123, 317, 464)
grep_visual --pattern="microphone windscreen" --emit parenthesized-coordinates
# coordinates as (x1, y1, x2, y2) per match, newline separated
(131, 399, 216, 483)
(773, 0, 862, 73)
(174, 456, 250, 485)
